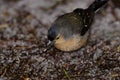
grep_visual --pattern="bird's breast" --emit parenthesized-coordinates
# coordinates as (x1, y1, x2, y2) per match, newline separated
(54, 34, 89, 51)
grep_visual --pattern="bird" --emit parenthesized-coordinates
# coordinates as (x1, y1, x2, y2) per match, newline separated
(47, 0, 109, 52)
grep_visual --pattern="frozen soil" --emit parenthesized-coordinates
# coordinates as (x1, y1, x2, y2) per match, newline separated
(0, 0, 120, 80)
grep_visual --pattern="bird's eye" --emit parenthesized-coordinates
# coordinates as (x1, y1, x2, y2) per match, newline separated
(56, 37, 59, 39)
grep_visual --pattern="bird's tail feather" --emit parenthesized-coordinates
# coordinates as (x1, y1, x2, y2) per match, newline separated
(88, 0, 109, 12)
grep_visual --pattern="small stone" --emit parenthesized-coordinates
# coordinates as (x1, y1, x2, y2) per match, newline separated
(93, 48, 103, 60)
(117, 46, 120, 52)
(0, 24, 8, 29)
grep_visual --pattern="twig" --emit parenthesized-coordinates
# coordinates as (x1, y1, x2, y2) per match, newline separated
(63, 69, 71, 80)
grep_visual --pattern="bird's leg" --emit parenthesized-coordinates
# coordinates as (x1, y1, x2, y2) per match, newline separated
(109, 1, 120, 21)
(87, 29, 91, 44)
(111, 9, 119, 21)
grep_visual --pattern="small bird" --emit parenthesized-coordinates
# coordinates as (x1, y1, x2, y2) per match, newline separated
(48, 0, 109, 52)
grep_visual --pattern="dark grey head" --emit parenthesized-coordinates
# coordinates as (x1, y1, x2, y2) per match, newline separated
(48, 25, 58, 41)
(48, 15, 65, 41)
(48, 13, 81, 41)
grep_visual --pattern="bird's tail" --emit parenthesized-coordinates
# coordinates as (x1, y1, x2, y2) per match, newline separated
(87, 0, 109, 12)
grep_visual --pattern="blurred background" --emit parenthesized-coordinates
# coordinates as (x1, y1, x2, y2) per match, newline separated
(0, 0, 120, 80)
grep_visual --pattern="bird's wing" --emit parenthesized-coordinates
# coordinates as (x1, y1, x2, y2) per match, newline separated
(80, 11, 94, 36)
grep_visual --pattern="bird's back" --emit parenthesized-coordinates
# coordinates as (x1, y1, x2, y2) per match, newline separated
(53, 11, 92, 39)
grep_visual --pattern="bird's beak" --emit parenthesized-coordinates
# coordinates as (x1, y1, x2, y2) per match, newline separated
(48, 40, 54, 49)
(42, 40, 54, 53)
